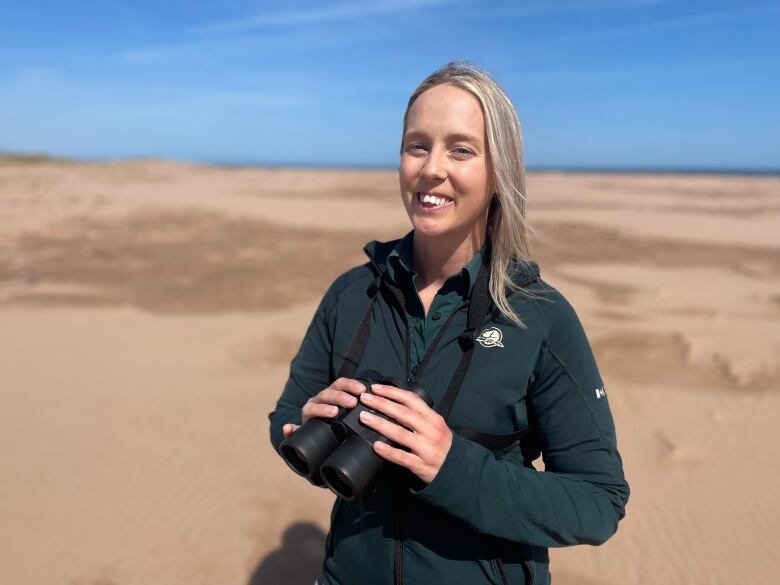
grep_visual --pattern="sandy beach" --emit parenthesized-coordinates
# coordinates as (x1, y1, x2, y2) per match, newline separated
(1, 156, 778, 585)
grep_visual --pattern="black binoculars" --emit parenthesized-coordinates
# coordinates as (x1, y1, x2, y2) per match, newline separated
(279, 370, 431, 500)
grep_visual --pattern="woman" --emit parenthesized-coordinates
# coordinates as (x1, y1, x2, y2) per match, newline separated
(269, 61, 630, 585)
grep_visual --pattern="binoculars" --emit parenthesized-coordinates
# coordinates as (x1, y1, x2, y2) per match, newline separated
(279, 370, 431, 500)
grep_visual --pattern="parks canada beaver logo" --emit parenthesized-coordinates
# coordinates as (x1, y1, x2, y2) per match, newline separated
(476, 327, 504, 348)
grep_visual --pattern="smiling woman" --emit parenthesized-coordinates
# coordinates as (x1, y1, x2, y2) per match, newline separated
(269, 60, 630, 585)
(400, 84, 491, 247)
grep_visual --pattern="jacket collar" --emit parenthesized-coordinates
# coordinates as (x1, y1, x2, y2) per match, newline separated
(362, 232, 540, 288)
(362, 237, 402, 277)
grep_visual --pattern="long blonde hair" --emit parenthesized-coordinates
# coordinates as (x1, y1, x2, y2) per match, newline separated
(401, 60, 537, 328)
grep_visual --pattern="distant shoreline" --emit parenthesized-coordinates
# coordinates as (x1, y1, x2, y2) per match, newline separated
(210, 161, 780, 177)
(1, 150, 778, 177)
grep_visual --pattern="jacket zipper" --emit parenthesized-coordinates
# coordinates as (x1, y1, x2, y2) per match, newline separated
(394, 481, 404, 585)
(374, 270, 411, 585)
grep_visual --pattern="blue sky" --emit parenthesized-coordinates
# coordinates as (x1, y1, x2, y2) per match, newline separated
(1, 0, 778, 170)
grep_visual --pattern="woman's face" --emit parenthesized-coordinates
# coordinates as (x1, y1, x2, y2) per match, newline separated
(399, 84, 492, 242)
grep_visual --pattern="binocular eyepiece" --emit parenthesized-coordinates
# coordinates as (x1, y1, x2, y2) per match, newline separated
(279, 370, 431, 500)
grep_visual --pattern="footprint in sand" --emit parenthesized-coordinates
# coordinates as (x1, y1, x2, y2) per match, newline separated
(654, 430, 703, 465)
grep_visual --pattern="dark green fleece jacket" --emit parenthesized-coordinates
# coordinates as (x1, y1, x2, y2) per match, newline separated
(269, 233, 630, 585)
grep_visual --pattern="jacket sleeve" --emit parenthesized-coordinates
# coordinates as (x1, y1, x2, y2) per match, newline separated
(411, 291, 630, 548)
(268, 282, 339, 455)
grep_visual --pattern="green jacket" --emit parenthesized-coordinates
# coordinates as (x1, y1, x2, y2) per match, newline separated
(269, 235, 630, 585)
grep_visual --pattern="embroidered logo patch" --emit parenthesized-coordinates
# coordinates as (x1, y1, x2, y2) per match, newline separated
(595, 386, 607, 399)
(476, 327, 504, 348)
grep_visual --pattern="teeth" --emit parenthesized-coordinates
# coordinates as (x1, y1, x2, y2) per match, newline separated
(420, 193, 450, 206)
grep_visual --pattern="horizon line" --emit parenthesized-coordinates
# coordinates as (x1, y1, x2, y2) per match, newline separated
(2, 150, 778, 177)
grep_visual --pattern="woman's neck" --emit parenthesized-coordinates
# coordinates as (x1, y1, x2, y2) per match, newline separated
(411, 228, 485, 291)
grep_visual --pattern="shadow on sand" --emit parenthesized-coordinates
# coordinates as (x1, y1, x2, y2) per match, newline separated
(248, 522, 325, 585)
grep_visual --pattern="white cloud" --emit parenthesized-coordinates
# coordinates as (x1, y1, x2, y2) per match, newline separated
(193, 0, 451, 34)
(451, 0, 671, 19)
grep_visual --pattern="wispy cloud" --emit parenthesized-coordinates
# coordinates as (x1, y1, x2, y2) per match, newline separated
(520, 4, 780, 52)
(194, 0, 450, 34)
(450, 0, 671, 20)
(112, 0, 675, 66)
(113, 25, 386, 66)
(194, 0, 672, 34)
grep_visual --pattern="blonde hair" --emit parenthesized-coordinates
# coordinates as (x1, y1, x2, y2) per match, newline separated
(401, 60, 537, 328)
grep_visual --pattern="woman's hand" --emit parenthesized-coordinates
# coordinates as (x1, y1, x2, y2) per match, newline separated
(357, 383, 453, 485)
(282, 377, 366, 439)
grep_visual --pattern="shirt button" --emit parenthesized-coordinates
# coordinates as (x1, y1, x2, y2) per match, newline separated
(431, 312, 442, 321)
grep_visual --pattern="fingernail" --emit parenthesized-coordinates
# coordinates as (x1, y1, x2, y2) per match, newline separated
(360, 411, 374, 422)
(362, 393, 373, 401)
(346, 397, 357, 406)
(328, 406, 338, 415)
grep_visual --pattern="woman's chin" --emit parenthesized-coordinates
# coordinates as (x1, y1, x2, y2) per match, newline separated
(411, 216, 452, 238)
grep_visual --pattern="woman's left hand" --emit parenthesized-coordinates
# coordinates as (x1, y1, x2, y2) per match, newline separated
(358, 383, 453, 485)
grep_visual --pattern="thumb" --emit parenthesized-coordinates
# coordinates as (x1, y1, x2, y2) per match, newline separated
(283, 423, 300, 438)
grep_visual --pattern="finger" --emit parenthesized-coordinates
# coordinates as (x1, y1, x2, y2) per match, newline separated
(282, 423, 299, 438)
(318, 387, 359, 409)
(330, 377, 367, 396)
(371, 384, 428, 411)
(359, 410, 415, 449)
(372, 440, 422, 473)
(302, 402, 340, 420)
(360, 391, 422, 431)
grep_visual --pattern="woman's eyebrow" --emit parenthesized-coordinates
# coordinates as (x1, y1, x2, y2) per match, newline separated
(446, 132, 482, 144)
(404, 130, 483, 144)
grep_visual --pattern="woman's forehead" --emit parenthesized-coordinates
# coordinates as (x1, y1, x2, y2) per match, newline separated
(406, 85, 485, 140)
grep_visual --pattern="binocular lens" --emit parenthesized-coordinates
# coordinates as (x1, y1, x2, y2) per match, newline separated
(279, 443, 311, 476)
(321, 467, 355, 501)
(320, 435, 383, 501)
(280, 418, 341, 480)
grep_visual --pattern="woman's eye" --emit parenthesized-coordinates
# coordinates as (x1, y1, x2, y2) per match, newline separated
(453, 147, 475, 158)
(406, 143, 427, 153)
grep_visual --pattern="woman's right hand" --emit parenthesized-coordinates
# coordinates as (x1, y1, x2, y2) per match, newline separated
(282, 377, 367, 439)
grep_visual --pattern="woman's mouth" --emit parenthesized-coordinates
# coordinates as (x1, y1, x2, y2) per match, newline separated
(416, 192, 454, 211)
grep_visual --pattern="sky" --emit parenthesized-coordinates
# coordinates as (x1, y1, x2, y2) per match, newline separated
(1, 0, 778, 170)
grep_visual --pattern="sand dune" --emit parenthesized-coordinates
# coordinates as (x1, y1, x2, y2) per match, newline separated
(1, 158, 778, 584)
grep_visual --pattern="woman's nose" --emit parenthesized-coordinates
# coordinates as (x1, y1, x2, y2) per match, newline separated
(421, 149, 447, 181)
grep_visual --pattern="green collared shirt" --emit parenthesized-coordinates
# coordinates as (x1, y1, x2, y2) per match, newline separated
(385, 230, 485, 372)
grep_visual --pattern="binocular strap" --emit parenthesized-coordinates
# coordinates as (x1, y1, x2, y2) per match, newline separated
(335, 255, 538, 452)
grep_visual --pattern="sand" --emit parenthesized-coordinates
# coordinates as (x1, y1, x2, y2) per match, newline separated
(0, 157, 778, 585)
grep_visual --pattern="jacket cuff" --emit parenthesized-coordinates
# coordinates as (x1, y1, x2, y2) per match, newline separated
(409, 431, 468, 502)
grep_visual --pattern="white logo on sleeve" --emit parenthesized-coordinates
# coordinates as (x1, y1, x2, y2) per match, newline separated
(595, 386, 607, 399)
(476, 327, 504, 348)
